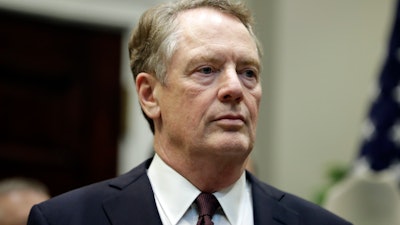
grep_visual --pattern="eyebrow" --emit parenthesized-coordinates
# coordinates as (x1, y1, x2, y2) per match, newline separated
(188, 54, 224, 65)
(183, 54, 223, 74)
(237, 57, 261, 71)
(185, 53, 261, 71)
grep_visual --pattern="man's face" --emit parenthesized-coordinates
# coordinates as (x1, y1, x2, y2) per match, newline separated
(155, 8, 262, 158)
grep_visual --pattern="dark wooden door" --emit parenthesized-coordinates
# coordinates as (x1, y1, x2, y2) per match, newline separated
(0, 9, 122, 196)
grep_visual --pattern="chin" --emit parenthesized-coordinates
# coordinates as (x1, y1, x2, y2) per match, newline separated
(201, 132, 253, 155)
(214, 139, 252, 155)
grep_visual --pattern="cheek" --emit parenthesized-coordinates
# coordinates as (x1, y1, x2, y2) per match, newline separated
(248, 90, 262, 114)
(183, 90, 216, 126)
(246, 90, 262, 130)
(182, 83, 213, 107)
(183, 82, 207, 97)
(170, 87, 208, 121)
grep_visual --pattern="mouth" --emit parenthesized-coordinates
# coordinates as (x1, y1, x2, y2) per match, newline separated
(213, 114, 246, 129)
(215, 114, 245, 121)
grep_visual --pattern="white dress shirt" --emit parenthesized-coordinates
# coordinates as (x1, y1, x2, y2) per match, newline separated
(147, 154, 254, 225)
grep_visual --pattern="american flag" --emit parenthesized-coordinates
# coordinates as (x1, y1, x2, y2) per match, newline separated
(358, 0, 400, 171)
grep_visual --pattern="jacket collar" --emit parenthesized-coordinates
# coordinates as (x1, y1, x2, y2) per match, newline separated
(248, 172, 300, 225)
(102, 159, 299, 225)
(102, 159, 163, 225)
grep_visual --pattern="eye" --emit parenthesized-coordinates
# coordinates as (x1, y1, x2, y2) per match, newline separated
(244, 69, 256, 78)
(190, 65, 219, 85)
(238, 68, 259, 88)
(239, 68, 258, 81)
(198, 66, 215, 75)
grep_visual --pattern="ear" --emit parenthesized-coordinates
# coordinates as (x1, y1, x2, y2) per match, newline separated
(135, 72, 161, 120)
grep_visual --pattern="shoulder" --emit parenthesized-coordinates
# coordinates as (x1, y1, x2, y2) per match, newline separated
(247, 172, 352, 225)
(28, 159, 152, 225)
(45, 159, 150, 205)
(279, 192, 351, 224)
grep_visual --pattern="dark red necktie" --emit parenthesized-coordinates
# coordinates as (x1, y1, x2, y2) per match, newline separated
(195, 192, 220, 225)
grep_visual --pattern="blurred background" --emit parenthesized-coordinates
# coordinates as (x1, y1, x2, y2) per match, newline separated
(0, 0, 396, 205)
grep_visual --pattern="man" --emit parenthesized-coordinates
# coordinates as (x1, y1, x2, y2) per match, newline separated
(28, 0, 352, 224)
(0, 178, 49, 225)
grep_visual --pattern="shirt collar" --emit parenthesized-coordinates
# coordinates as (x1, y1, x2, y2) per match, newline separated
(147, 154, 248, 225)
(148, 154, 200, 225)
(214, 171, 248, 225)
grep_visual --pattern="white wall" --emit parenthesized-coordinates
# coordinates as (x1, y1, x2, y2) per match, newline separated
(0, 0, 396, 202)
(250, 0, 396, 201)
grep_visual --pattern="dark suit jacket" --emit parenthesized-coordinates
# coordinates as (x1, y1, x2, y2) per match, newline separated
(28, 159, 352, 225)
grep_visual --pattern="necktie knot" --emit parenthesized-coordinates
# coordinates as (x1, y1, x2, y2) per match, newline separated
(195, 193, 220, 225)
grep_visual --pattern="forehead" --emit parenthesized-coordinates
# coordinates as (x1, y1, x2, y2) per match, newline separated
(174, 7, 259, 56)
(178, 7, 234, 25)
(176, 7, 248, 38)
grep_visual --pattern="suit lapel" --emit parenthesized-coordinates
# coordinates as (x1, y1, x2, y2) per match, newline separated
(102, 159, 163, 225)
(101, 160, 300, 225)
(249, 173, 300, 225)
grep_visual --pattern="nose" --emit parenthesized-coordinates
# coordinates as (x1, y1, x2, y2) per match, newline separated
(217, 69, 244, 103)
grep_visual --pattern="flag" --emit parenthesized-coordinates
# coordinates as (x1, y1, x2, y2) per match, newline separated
(358, 0, 400, 172)
(323, 2, 400, 224)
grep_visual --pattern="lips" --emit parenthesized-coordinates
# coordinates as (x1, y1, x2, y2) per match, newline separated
(215, 114, 245, 122)
(213, 114, 246, 129)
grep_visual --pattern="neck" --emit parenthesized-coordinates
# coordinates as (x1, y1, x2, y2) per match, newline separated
(184, 158, 246, 193)
(154, 140, 248, 193)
